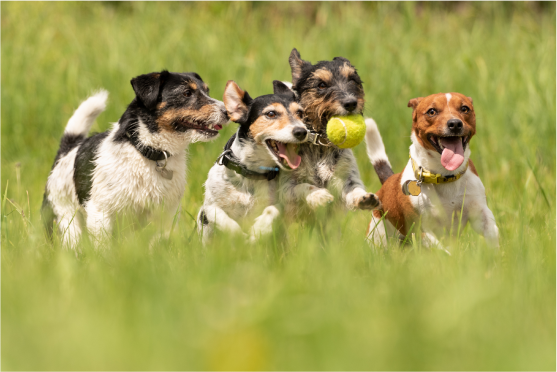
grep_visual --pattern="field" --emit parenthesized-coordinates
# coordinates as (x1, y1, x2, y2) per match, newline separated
(2, 2, 555, 370)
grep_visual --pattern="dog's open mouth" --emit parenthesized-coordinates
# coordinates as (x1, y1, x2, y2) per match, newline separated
(179, 120, 223, 136)
(265, 139, 302, 170)
(428, 135, 470, 171)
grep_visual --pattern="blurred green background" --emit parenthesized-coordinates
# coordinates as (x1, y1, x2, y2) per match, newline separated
(2, 2, 555, 370)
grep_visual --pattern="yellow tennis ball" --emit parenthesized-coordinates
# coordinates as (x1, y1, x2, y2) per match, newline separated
(326, 114, 366, 148)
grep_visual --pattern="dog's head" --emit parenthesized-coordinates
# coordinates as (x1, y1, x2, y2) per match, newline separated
(288, 48, 365, 132)
(223, 80, 307, 171)
(129, 70, 228, 142)
(408, 92, 476, 171)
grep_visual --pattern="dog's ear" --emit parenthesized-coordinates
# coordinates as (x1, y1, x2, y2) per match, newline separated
(407, 97, 423, 110)
(289, 48, 310, 86)
(273, 80, 296, 99)
(130, 70, 169, 111)
(467, 96, 473, 104)
(333, 56, 351, 64)
(223, 80, 251, 123)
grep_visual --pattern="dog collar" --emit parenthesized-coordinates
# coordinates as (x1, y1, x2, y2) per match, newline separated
(125, 130, 170, 161)
(216, 133, 279, 181)
(410, 155, 468, 184)
(306, 131, 334, 147)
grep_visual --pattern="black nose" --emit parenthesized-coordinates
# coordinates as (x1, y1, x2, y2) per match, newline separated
(292, 127, 307, 140)
(447, 119, 463, 133)
(342, 99, 358, 112)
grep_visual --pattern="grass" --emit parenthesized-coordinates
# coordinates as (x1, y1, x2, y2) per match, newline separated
(2, 2, 555, 370)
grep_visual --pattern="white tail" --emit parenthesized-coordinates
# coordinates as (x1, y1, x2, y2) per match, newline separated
(64, 90, 108, 136)
(365, 117, 394, 184)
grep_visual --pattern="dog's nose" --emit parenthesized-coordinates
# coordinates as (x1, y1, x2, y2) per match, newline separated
(292, 127, 308, 140)
(342, 99, 358, 112)
(447, 119, 463, 133)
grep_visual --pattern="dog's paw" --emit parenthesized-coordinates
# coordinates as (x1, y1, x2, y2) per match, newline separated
(249, 206, 280, 242)
(306, 187, 334, 209)
(356, 193, 381, 210)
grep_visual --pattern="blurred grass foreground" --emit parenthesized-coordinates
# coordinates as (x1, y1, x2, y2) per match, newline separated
(2, 2, 556, 370)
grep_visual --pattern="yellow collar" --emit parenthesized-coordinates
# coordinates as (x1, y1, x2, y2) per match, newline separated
(410, 155, 468, 184)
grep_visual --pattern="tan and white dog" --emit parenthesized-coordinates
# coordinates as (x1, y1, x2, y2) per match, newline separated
(365, 92, 499, 249)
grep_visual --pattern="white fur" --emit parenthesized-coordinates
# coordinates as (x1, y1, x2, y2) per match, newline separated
(365, 117, 392, 168)
(64, 90, 108, 136)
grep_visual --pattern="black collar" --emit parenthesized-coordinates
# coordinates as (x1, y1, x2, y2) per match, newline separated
(217, 133, 279, 181)
(125, 130, 170, 161)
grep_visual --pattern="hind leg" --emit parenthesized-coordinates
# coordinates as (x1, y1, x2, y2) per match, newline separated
(84, 202, 113, 247)
(48, 200, 82, 248)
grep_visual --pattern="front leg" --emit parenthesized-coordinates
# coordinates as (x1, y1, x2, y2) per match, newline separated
(338, 151, 380, 210)
(469, 200, 500, 248)
(249, 205, 280, 242)
(198, 205, 245, 245)
(293, 183, 334, 209)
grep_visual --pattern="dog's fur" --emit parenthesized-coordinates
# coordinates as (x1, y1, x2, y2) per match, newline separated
(42, 71, 228, 248)
(278, 49, 380, 218)
(198, 80, 307, 243)
(365, 92, 499, 248)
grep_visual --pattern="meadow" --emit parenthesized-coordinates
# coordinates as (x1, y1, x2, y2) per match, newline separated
(2, 2, 555, 370)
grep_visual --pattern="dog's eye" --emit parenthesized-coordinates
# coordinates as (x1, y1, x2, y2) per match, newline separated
(318, 82, 327, 90)
(427, 108, 437, 116)
(184, 90, 193, 98)
(266, 111, 276, 118)
(296, 110, 304, 118)
(461, 106, 470, 113)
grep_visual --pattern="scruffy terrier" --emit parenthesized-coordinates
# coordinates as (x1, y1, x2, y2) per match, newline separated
(42, 71, 228, 248)
(198, 80, 307, 243)
(278, 48, 380, 218)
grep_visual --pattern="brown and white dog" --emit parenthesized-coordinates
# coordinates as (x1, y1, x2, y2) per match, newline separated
(365, 92, 499, 249)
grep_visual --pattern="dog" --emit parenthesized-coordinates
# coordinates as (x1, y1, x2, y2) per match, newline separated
(365, 92, 499, 248)
(278, 48, 380, 218)
(41, 70, 228, 248)
(198, 80, 308, 243)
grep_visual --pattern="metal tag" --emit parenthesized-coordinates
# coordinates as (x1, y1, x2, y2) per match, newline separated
(402, 180, 421, 196)
(156, 166, 173, 180)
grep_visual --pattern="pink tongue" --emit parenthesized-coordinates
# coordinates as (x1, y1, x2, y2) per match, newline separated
(440, 137, 464, 171)
(215, 125, 223, 130)
(277, 142, 301, 169)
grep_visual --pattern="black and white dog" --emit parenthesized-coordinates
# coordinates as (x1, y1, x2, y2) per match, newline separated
(42, 70, 228, 247)
(197, 80, 307, 243)
(279, 49, 380, 218)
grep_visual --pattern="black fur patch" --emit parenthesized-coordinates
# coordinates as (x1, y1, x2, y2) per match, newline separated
(53, 133, 85, 168)
(73, 132, 109, 205)
(199, 210, 209, 226)
(374, 159, 394, 184)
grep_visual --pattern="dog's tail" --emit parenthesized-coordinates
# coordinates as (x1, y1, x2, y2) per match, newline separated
(365, 117, 394, 185)
(63, 90, 108, 142)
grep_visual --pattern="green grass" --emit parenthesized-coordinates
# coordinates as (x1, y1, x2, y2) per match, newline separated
(2, 2, 555, 370)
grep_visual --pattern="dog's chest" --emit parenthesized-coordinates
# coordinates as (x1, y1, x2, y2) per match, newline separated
(91, 143, 186, 211)
(296, 145, 340, 186)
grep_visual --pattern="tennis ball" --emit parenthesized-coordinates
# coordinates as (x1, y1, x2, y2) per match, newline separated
(326, 114, 366, 148)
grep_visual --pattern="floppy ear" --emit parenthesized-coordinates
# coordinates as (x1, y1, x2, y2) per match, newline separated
(273, 80, 296, 99)
(223, 80, 252, 123)
(130, 70, 169, 111)
(289, 48, 310, 86)
(407, 97, 423, 110)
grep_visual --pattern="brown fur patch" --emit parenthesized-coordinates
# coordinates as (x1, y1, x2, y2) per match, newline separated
(189, 82, 198, 90)
(312, 69, 333, 83)
(375, 172, 418, 236)
(157, 102, 167, 110)
(289, 102, 302, 118)
(249, 104, 291, 141)
(156, 105, 217, 132)
(339, 63, 355, 79)
(468, 159, 478, 176)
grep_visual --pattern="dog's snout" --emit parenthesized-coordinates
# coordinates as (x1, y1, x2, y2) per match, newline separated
(342, 99, 358, 112)
(447, 119, 463, 132)
(292, 127, 308, 140)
